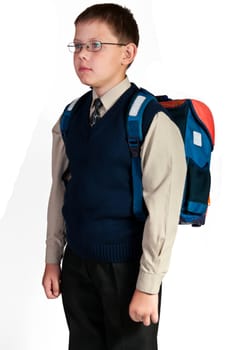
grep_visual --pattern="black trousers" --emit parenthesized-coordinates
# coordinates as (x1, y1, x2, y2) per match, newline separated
(61, 246, 162, 350)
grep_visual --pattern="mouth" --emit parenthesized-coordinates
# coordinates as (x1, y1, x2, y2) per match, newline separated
(78, 66, 92, 72)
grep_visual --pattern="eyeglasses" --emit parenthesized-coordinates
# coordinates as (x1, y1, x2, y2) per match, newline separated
(67, 40, 127, 53)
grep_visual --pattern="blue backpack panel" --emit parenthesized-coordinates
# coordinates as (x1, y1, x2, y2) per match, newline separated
(127, 88, 215, 226)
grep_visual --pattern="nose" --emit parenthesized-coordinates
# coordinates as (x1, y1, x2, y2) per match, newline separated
(75, 45, 90, 59)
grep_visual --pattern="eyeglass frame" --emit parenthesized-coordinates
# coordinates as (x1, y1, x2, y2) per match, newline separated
(67, 40, 128, 53)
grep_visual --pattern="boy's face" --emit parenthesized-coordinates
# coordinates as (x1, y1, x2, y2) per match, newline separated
(73, 20, 135, 96)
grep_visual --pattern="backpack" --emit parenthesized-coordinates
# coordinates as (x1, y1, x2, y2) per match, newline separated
(127, 88, 215, 226)
(60, 88, 215, 227)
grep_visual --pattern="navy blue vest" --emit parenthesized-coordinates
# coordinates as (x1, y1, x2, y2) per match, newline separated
(62, 84, 159, 262)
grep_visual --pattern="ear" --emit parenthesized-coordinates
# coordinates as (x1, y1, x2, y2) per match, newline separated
(121, 43, 137, 66)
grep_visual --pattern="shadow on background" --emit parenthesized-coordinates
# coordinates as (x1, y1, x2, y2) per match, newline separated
(0, 118, 68, 349)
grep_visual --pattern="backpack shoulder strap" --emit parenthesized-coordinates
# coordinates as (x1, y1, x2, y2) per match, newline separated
(127, 88, 159, 220)
(127, 88, 157, 154)
(60, 98, 79, 142)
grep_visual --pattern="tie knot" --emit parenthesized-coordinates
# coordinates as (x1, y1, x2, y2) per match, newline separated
(93, 98, 102, 111)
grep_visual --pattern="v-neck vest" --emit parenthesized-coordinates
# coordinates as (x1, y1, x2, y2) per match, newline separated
(62, 84, 156, 262)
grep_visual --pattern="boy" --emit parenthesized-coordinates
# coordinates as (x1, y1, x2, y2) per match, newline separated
(42, 3, 186, 350)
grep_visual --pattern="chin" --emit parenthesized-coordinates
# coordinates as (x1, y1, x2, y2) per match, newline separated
(77, 75, 92, 86)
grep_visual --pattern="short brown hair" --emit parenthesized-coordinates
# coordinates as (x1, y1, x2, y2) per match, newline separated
(75, 3, 139, 47)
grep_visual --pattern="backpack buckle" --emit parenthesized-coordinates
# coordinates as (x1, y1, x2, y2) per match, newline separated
(128, 137, 141, 158)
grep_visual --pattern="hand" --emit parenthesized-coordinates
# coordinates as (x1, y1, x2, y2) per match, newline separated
(129, 289, 159, 326)
(42, 264, 61, 299)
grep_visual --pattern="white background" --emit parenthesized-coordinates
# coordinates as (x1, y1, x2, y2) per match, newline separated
(0, 0, 231, 349)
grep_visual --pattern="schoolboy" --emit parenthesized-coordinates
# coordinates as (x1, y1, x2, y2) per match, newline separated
(42, 3, 187, 350)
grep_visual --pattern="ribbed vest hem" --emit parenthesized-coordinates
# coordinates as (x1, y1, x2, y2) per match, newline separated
(66, 235, 143, 263)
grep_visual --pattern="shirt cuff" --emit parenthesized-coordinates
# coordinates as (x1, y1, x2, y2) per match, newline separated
(136, 269, 163, 294)
(45, 241, 65, 264)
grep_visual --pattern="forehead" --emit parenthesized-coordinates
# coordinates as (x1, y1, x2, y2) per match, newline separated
(74, 20, 117, 41)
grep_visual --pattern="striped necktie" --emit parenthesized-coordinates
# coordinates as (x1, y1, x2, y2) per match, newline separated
(90, 98, 103, 127)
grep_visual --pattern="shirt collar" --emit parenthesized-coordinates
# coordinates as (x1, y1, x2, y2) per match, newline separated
(92, 77, 131, 111)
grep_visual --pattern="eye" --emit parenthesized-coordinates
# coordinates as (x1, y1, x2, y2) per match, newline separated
(90, 41, 102, 51)
(75, 42, 83, 51)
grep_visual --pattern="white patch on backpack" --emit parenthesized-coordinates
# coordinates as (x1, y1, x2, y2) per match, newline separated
(129, 96, 146, 117)
(193, 131, 202, 147)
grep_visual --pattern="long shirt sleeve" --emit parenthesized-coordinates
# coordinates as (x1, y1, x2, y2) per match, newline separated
(45, 119, 69, 263)
(136, 111, 187, 294)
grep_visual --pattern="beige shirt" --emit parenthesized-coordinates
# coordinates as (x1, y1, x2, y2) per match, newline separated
(45, 77, 187, 294)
